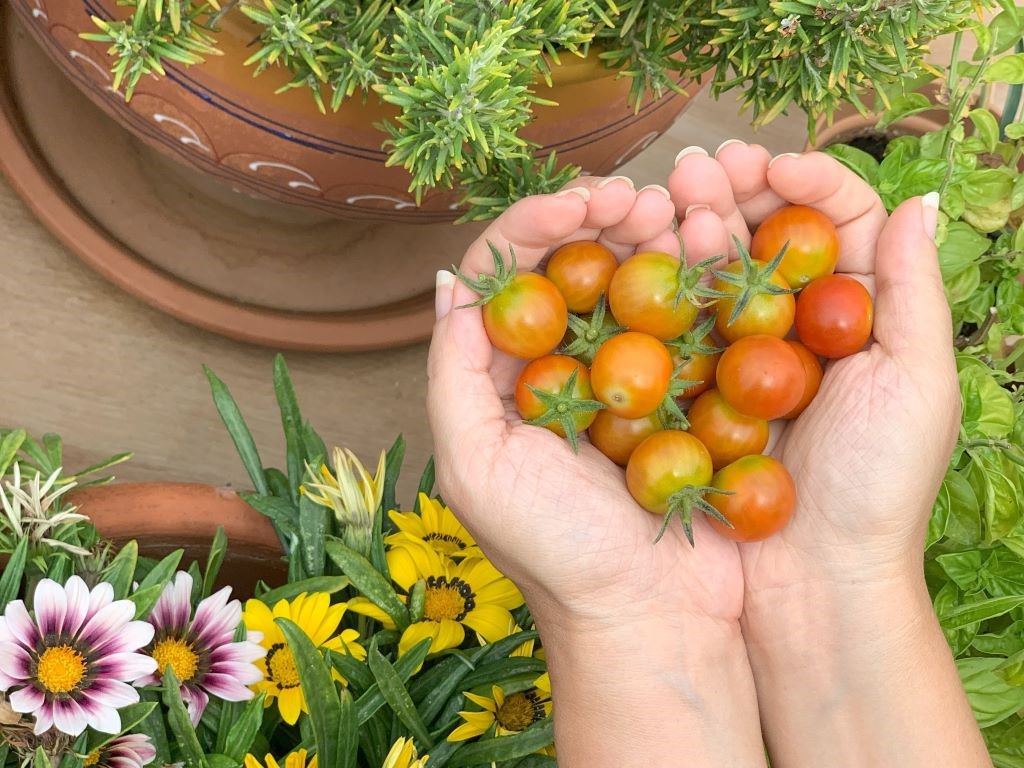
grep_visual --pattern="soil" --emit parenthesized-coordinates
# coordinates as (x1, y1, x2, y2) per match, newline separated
(844, 131, 891, 162)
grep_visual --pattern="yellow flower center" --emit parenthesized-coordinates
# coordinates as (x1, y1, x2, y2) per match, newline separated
(84, 750, 101, 767)
(35, 645, 86, 694)
(422, 532, 468, 556)
(152, 637, 200, 683)
(496, 691, 545, 732)
(423, 576, 476, 622)
(266, 643, 301, 689)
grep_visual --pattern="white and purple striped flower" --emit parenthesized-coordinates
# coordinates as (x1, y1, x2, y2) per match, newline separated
(84, 733, 157, 768)
(136, 572, 264, 724)
(0, 575, 157, 736)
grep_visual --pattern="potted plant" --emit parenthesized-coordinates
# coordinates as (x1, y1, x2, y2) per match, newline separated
(7, 0, 985, 221)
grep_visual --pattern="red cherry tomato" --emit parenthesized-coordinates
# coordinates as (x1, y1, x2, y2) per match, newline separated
(712, 260, 795, 343)
(783, 341, 823, 419)
(514, 356, 598, 438)
(588, 411, 663, 467)
(687, 389, 769, 470)
(707, 455, 796, 542)
(482, 272, 567, 359)
(751, 205, 839, 290)
(591, 332, 673, 418)
(716, 335, 804, 420)
(545, 241, 619, 313)
(626, 431, 713, 515)
(608, 252, 699, 341)
(795, 275, 874, 358)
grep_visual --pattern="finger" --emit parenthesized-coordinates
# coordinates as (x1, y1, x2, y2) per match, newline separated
(677, 208, 731, 268)
(872, 194, 953, 362)
(599, 184, 676, 259)
(766, 153, 887, 275)
(668, 146, 751, 251)
(563, 175, 640, 230)
(457, 190, 591, 279)
(715, 140, 786, 226)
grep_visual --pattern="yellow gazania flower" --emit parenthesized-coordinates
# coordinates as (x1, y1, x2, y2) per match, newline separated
(242, 593, 367, 725)
(382, 737, 429, 768)
(448, 684, 552, 743)
(386, 493, 481, 559)
(302, 447, 386, 556)
(534, 672, 551, 698)
(349, 543, 524, 656)
(244, 750, 317, 768)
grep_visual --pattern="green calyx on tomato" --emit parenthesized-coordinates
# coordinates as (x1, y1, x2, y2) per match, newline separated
(561, 295, 625, 365)
(522, 368, 606, 454)
(454, 240, 521, 307)
(666, 313, 724, 360)
(657, 483, 734, 546)
(704, 236, 796, 328)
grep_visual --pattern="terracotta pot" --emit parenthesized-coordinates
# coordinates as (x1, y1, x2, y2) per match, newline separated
(808, 86, 947, 150)
(71, 482, 287, 596)
(12, 0, 702, 223)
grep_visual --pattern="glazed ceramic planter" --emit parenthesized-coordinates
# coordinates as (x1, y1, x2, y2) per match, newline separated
(71, 482, 287, 594)
(12, 0, 702, 223)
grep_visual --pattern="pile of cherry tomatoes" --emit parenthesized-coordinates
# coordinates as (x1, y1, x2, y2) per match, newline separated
(459, 205, 874, 544)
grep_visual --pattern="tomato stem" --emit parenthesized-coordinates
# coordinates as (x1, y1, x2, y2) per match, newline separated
(560, 295, 624, 364)
(655, 485, 735, 546)
(702, 236, 797, 326)
(453, 241, 518, 308)
(524, 369, 606, 454)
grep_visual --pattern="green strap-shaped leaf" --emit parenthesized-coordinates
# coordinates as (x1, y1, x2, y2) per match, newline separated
(0, 538, 28, 606)
(354, 638, 431, 725)
(259, 576, 351, 606)
(447, 718, 554, 767)
(367, 647, 432, 746)
(201, 527, 228, 599)
(139, 689, 172, 765)
(336, 688, 358, 768)
(325, 539, 409, 630)
(457, 658, 546, 692)
(102, 540, 138, 600)
(162, 668, 208, 768)
(131, 550, 183, 619)
(0, 429, 26, 477)
(299, 495, 328, 578)
(328, 650, 374, 692)
(222, 693, 267, 762)
(273, 355, 305, 505)
(276, 617, 343, 768)
(941, 595, 1024, 630)
(205, 366, 270, 496)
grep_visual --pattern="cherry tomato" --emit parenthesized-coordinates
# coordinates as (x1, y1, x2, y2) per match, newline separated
(608, 252, 698, 341)
(545, 241, 619, 313)
(482, 272, 567, 359)
(783, 341, 823, 419)
(686, 389, 769, 470)
(673, 349, 721, 401)
(707, 455, 796, 542)
(591, 332, 673, 418)
(717, 335, 804, 420)
(588, 411, 663, 467)
(795, 275, 874, 359)
(712, 260, 795, 343)
(751, 205, 839, 290)
(514, 356, 598, 438)
(626, 431, 713, 515)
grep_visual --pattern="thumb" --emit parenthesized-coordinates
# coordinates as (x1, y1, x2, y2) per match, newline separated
(872, 193, 954, 364)
(426, 270, 507, 478)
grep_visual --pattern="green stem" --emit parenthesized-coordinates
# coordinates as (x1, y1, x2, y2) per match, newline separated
(999, 41, 1024, 138)
(939, 38, 993, 199)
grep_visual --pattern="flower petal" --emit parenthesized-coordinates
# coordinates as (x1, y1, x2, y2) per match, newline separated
(33, 579, 67, 639)
(77, 600, 135, 652)
(62, 576, 90, 637)
(31, 701, 54, 735)
(9, 685, 45, 713)
(278, 686, 305, 725)
(193, 589, 241, 647)
(463, 604, 515, 644)
(95, 651, 158, 682)
(181, 685, 209, 726)
(53, 697, 93, 736)
(151, 572, 193, 634)
(201, 672, 256, 701)
(82, 678, 141, 709)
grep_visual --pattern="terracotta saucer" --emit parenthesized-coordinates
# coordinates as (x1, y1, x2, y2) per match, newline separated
(0, 10, 485, 352)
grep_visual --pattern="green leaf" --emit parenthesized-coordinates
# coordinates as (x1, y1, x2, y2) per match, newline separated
(936, 550, 985, 592)
(959, 363, 1016, 439)
(34, 747, 52, 768)
(259, 575, 351, 606)
(988, 9, 1024, 56)
(942, 595, 1024, 630)
(0, 537, 28, 606)
(354, 638, 431, 725)
(241, 493, 299, 538)
(824, 144, 879, 185)
(140, 689, 172, 765)
(969, 109, 1001, 153)
(986, 54, 1024, 84)
(131, 549, 183, 618)
(222, 693, 266, 762)
(0, 429, 27, 477)
(958, 657, 1024, 728)
(325, 538, 409, 630)
(85, 702, 157, 752)
(367, 647, 432, 745)
(276, 617, 343, 768)
(202, 527, 228, 599)
(448, 718, 555, 767)
(273, 354, 305, 505)
(298, 495, 328, 578)
(876, 92, 932, 130)
(336, 688, 359, 768)
(205, 366, 270, 496)
(329, 650, 375, 692)
(931, 469, 982, 547)
(162, 667, 208, 768)
(102, 540, 138, 600)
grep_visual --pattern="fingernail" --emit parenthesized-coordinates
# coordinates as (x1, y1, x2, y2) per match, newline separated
(674, 145, 709, 166)
(435, 269, 456, 320)
(714, 139, 745, 157)
(685, 203, 710, 217)
(768, 152, 801, 169)
(922, 191, 940, 239)
(639, 184, 672, 201)
(596, 175, 635, 190)
(554, 187, 591, 201)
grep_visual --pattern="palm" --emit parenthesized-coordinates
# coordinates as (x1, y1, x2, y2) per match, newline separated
(430, 180, 745, 625)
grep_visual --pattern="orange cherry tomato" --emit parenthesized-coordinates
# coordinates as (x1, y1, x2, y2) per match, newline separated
(588, 411, 663, 467)
(545, 241, 619, 313)
(608, 252, 699, 341)
(482, 272, 567, 359)
(686, 389, 769, 470)
(717, 335, 804, 420)
(751, 205, 839, 290)
(783, 341, 824, 419)
(626, 431, 713, 515)
(591, 332, 673, 418)
(712, 260, 795, 343)
(673, 349, 721, 401)
(514, 356, 598, 438)
(794, 275, 874, 359)
(707, 455, 796, 542)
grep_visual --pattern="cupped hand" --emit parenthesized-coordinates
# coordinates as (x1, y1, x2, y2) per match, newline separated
(427, 178, 745, 630)
(669, 145, 960, 590)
